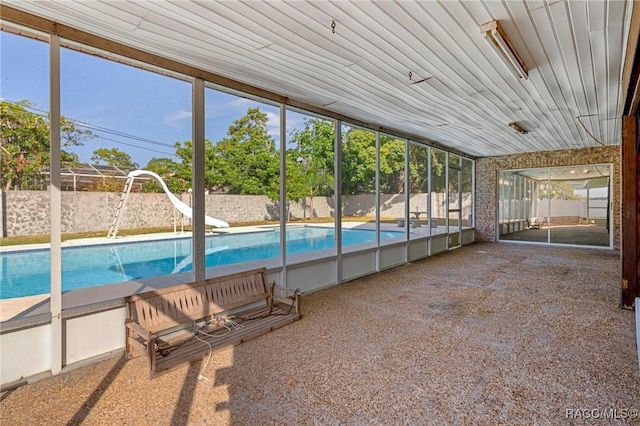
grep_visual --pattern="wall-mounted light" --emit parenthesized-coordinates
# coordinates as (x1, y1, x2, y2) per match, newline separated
(481, 20, 528, 80)
(508, 121, 528, 134)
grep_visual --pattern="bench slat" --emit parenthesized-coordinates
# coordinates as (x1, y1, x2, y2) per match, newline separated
(125, 268, 268, 302)
(153, 307, 299, 376)
(133, 273, 265, 330)
(141, 293, 269, 334)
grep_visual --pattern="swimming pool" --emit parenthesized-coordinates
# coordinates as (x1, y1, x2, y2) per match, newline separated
(1, 227, 403, 299)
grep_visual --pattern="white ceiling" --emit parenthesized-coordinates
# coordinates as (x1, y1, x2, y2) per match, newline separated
(3, 0, 633, 157)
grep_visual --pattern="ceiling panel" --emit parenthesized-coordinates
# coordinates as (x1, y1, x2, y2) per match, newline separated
(2, 0, 632, 157)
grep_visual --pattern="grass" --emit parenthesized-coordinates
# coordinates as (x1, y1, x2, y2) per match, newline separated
(1, 226, 183, 247)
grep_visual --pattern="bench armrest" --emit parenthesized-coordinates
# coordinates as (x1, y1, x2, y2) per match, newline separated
(125, 319, 152, 340)
(270, 284, 301, 315)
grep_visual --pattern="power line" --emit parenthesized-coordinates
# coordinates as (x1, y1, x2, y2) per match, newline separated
(92, 135, 176, 157)
(72, 121, 175, 149)
(4, 99, 180, 151)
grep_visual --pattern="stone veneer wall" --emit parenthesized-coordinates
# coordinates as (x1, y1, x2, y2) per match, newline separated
(2, 190, 473, 237)
(3, 191, 308, 237)
(475, 146, 620, 248)
(3, 191, 182, 237)
(2, 189, 481, 237)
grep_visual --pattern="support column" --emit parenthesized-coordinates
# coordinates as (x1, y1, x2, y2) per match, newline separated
(621, 115, 639, 308)
(192, 78, 205, 281)
(334, 120, 342, 284)
(49, 33, 63, 375)
(279, 104, 287, 287)
(375, 132, 380, 270)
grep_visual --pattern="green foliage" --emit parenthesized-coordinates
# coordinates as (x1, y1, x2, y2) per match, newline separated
(213, 108, 280, 196)
(540, 180, 586, 200)
(379, 135, 405, 194)
(409, 144, 429, 193)
(84, 177, 125, 192)
(341, 128, 376, 194)
(289, 122, 406, 196)
(288, 118, 335, 198)
(430, 149, 447, 192)
(3, 99, 470, 206)
(0, 100, 94, 190)
(173, 108, 282, 198)
(91, 147, 138, 168)
(143, 157, 189, 193)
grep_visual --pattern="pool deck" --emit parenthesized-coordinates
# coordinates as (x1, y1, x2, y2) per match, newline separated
(1, 242, 637, 425)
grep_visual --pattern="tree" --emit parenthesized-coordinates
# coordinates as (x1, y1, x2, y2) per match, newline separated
(341, 128, 376, 195)
(379, 135, 405, 194)
(408, 144, 429, 194)
(288, 118, 335, 217)
(288, 118, 335, 196)
(541, 180, 585, 200)
(210, 107, 280, 196)
(91, 147, 138, 168)
(143, 157, 189, 193)
(172, 108, 285, 199)
(0, 100, 94, 190)
(430, 149, 447, 193)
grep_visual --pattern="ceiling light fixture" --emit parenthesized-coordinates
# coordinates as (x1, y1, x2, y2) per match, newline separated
(508, 121, 528, 134)
(481, 20, 528, 80)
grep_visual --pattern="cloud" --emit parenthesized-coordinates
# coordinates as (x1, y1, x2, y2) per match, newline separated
(164, 109, 192, 125)
(265, 111, 280, 138)
(228, 97, 256, 109)
(204, 94, 314, 143)
(284, 114, 306, 131)
(204, 97, 251, 119)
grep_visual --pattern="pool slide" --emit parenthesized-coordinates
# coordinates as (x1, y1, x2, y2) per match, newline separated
(128, 170, 230, 228)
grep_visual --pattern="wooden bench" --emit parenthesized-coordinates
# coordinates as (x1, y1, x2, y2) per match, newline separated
(125, 267, 300, 378)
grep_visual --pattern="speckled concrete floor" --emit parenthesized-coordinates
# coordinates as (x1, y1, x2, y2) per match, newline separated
(1, 242, 638, 425)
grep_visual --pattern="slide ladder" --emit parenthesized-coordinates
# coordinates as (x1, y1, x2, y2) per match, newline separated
(107, 174, 135, 238)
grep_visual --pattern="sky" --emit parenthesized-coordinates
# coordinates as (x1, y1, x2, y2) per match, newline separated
(1, 31, 310, 167)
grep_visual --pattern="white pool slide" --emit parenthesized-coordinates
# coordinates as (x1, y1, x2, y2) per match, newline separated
(127, 170, 230, 229)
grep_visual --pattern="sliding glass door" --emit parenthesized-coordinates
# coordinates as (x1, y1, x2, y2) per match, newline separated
(498, 165, 612, 248)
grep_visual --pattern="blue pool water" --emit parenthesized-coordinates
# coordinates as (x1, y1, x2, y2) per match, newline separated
(1, 227, 402, 299)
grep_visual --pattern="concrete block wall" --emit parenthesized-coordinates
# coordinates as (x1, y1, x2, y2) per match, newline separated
(475, 146, 620, 248)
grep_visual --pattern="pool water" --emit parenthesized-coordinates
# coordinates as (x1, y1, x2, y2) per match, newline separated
(0, 227, 402, 299)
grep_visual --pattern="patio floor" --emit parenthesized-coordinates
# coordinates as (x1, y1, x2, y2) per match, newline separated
(1, 242, 638, 425)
